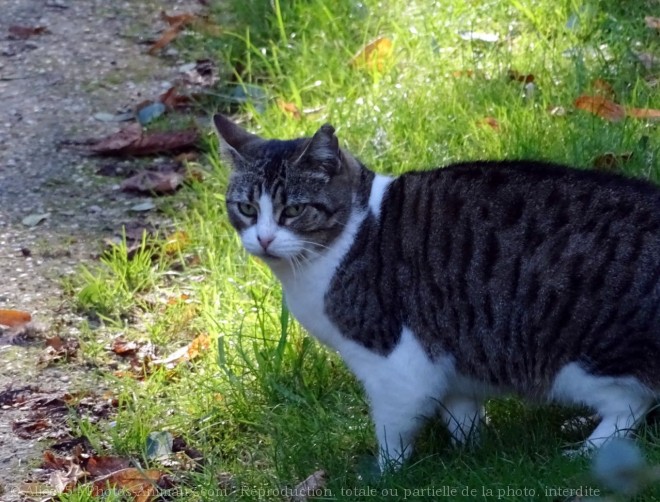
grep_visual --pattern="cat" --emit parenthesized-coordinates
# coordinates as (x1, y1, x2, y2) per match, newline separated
(214, 113, 660, 469)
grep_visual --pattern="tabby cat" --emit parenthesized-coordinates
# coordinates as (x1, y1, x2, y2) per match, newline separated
(214, 114, 660, 469)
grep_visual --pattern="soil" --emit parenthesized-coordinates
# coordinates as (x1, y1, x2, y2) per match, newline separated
(0, 1, 200, 499)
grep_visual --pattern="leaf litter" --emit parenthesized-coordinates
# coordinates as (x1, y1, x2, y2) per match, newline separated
(89, 123, 200, 156)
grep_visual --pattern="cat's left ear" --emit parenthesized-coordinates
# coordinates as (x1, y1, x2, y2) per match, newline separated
(212, 114, 261, 170)
(294, 124, 341, 175)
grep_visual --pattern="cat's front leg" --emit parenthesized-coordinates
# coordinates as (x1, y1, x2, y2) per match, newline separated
(440, 396, 485, 446)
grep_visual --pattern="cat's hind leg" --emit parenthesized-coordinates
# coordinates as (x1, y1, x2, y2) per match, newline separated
(440, 396, 485, 446)
(549, 363, 654, 453)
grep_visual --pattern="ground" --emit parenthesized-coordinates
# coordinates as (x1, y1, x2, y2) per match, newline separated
(0, 1, 197, 498)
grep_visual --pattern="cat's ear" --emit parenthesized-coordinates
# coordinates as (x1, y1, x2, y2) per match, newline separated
(294, 124, 341, 175)
(212, 114, 260, 170)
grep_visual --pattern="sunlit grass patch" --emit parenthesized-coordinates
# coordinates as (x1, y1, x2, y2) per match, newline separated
(65, 0, 660, 500)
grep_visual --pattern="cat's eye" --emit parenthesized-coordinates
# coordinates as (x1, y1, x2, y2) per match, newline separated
(283, 204, 305, 218)
(237, 202, 257, 217)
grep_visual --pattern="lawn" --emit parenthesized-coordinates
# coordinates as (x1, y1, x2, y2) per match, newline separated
(68, 0, 660, 500)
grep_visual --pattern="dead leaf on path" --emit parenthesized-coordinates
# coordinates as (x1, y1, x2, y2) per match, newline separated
(86, 456, 132, 477)
(8, 25, 50, 39)
(291, 470, 327, 502)
(477, 117, 501, 130)
(40, 336, 79, 365)
(349, 36, 393, 72)
(148, 11, 196, 55)
(91, 468, 164, 502)
(90, 125, 199, 156)
(507, 69, 534, 83)
(121, 170, 185, 195)
(645, 16, 660, 30)
(277, 99, 302, 119)
(13, 414, 52, 438)
(0, 309, 31, 328)
(159, 86, 192, 109)
(110, 338, 139, 357)
(574, 95, 626, 122)
(152, 334, 210, 368)
(593, 152, 633, 171)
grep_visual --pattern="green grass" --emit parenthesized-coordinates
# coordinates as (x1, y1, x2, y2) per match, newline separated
(68, 0, 660, 500)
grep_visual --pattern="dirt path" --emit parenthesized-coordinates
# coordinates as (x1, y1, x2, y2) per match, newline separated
(0, 1, 199, 498)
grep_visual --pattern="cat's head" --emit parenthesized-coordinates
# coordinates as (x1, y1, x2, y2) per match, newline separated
(213, 115, 362, 265)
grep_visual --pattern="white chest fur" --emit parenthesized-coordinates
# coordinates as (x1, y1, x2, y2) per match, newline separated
(272, 208, 366, 353)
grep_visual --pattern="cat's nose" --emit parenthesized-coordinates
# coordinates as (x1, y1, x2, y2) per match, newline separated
(258, 234, 275, 250)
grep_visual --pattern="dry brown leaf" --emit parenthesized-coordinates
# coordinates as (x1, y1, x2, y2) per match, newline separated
(477, 117, 501, 130)
(121, 170, 185, 194)
(8, 25, 49, 39)
(179, 59, 218, 87)
(85, 456, 132, 477)
(40, 336, 79, 365)
(152, 334, 210, 368)
(110, 338, 139, 357)
(159, 86, 192, 109)
(507, 69, 534, 83)
(593, 152, 633, 171)
(574, 95, 626, 122)
(626, 107, 660, 121)
(90, 125, 199, 156)
(91, 468, 163, 502)
(291, 470, 327, 502)
(452, 70, 474, 78)
(645, 16, 660, 30)
(349, 36, 393, 72)
(0, 308, 31, 328)
(277, 99, 302, 119)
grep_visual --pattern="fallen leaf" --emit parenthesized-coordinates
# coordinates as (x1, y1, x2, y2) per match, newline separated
(277, 99, 302, 119)
(121, 170, 184, 195)
(575, 95, 660, 122)
(152, 334, 210, 368)
(8, 25, 49, 39)
(626, 107, 660, 121)
(90, 125, 199, 156)
(159, 86, 192, 109)
(110, 338, 139, 357)
(349, 36, 393, 72)
(477, 117, 500, 130)
(0, 309, 31, 328)
(593, 152, 633, 171)
(148, 12, 196, 55)
(574, 95, 626, 122)
(91, 468, 163, 502)
(645, 16, 660, 30)
(13, 415, 51, 438)
(507, 69, 534, 83)
(22, 212, 50, 227)
(291, 470, 327, 502)
(451, 69, 474, 78)
(86, 456, 132, 477)
(40, 336, 79, 365)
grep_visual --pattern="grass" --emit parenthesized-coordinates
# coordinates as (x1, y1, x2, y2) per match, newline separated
(67, 0, 660, 500)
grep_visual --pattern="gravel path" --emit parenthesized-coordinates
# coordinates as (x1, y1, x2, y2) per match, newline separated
(0, 0, 199, 498)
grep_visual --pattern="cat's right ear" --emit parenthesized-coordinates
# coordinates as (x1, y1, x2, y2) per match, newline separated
(212, 114, 259, 170)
